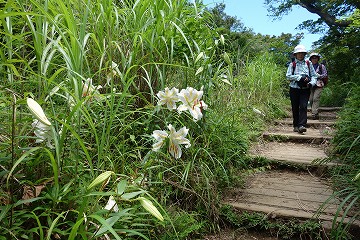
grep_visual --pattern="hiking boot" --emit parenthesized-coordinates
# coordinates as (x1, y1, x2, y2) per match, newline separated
(298, 125, 306, 133)
(293, 127, 299, 132)
(312, 114, 319, 120)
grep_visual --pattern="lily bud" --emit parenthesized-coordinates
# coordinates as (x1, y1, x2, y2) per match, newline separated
(220, 35, 225, 45)
(27, 98, 52, 126)
(138, 197, 164, 221)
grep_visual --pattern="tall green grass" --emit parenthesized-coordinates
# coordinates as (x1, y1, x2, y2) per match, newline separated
(0, 0, 290, 239)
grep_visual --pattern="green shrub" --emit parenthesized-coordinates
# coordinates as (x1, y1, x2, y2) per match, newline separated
(328, 85, 360, 239)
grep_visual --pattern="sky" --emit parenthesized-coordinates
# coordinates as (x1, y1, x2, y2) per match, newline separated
(202, 0, 323, 51)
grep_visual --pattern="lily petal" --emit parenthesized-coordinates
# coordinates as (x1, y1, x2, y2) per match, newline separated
(156, 87, 179, 110)
(168, 140, 182, 159)
(152, 130, 168, 141)
(104, 196, 119, 212)
(152, 140, 164, 152)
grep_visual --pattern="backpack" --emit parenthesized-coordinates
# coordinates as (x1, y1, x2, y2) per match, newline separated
(318, 63, 329, 86)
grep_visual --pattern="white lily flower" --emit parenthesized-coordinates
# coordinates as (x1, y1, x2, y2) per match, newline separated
(106, 61, 121, 85)
(104, 196, 119, 212)
(177, 87, 208, 121)
(111, 61, 118, 69)
(32, 119, 54, 148)
(27, 98, 51, 126)
(151, 125, 191, 159)
(151, 129, 168, 152)
(82, 78, 102, 98)
(156, 87, 180, 110)
(167, 124, 191, 159)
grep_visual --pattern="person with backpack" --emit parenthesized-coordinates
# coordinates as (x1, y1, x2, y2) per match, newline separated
(286, 45, 317, 133)
(309, 52, 328, 120)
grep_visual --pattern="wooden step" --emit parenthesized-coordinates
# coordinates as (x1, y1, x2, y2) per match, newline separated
(286, 107, 342, 112)
(249, 142, 338, 166)
(222, 170, 358, 230)
(307, 112, 338, 120)
(263, 126, 333, 144)
(314, 107, 342, 112)
(275, 118, 335, 128)
(285, 111, 338, 120)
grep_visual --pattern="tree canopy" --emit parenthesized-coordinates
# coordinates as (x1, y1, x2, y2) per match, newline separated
(265, 0, 359, 34)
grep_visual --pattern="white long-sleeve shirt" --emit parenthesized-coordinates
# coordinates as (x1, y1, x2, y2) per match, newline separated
(286, 59, 317, 89)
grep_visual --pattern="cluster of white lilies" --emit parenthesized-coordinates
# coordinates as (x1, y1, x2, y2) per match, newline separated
(152, 86, 207, 159)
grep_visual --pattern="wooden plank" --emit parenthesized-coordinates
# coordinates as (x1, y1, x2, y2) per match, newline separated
(238, 188, 336, 204)
(260, 149, 326, 159)
(225, 202, 338, 222)
(249, 142, 339, 166)
(235, 183, 333, 195)
(230, 196, 339, 215)
(263, 132, 332, 142)
(317, 107, 342, 112)
(223, 170, 342, 216)
(246, 178, 330, 190)
(275, 119, 335, 127)
(261, 136, 327, 144)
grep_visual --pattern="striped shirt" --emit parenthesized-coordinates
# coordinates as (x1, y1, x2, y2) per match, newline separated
(313, 63, 328, 79)
(286, 59, 317, 89)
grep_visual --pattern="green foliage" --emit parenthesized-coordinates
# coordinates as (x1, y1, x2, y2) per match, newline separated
(203, 2, 301, 66)
(204, 3, 246, 33)
(156, 210, 206, 240)
(324, 86, 360, 238)
(319, 84, 349, 107)
(1, 0, 207, 238)
(332, 86, 360, 164)
(231, 52, 288, 113)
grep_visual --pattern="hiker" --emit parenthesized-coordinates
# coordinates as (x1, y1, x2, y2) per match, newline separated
(286, 45, 317, 133)
(309, 52, 328, 120)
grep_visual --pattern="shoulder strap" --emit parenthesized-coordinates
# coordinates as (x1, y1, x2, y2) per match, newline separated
(319, 64, 323, 74)
(292, 60, 311, 76)
(306, 60, 311, 77)
(292, 61, 296, 75)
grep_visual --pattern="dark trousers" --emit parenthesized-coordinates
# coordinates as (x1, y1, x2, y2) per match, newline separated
(289, 87, 310, 127)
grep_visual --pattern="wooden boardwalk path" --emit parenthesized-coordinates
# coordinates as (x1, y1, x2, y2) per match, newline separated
(221, 107, 359, 236)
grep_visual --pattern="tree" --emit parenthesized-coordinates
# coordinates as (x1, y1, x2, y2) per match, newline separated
(265, 0, 358, 35)
(205, 3, 246, 32)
